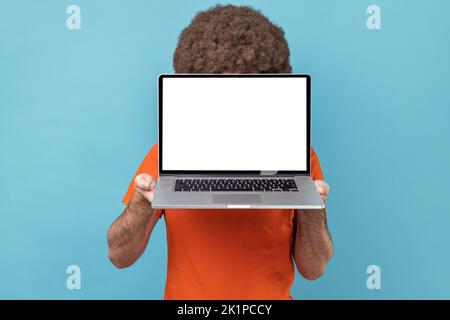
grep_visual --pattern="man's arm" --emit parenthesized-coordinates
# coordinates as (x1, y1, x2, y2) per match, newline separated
(293, 180, 333, 280)
(107, 174, 158, 269)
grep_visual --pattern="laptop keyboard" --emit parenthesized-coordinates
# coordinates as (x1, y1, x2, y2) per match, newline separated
(174, 178, 299, 192)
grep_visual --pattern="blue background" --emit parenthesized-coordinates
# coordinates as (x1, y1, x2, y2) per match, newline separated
(1, 0, 449, 299)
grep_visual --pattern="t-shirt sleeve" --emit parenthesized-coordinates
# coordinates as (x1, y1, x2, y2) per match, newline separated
(310, 146, 324, 181)
(122, 143, 163, 218)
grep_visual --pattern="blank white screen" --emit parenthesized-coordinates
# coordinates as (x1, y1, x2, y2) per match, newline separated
(162, 77, 307, 171)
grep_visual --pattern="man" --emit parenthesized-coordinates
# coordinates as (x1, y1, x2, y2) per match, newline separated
(107, 5, 333, 300)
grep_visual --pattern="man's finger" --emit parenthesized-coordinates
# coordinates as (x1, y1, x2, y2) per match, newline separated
(135, 174, 155, 191)
(315, 184, 324, 194)
(136, 188, 154, 203)
(314, 180, 330, 203)
(149, 176, 157, 189)
(314, 180, 329, 195)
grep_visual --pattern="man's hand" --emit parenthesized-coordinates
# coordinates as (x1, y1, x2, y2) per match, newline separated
(134, 173, 157, 203)
(107, 173, 159, 269)
(314, 180, 330, 203)
(294, 179, 333, 280)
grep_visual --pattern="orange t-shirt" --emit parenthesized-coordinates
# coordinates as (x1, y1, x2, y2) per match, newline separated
(123, 143, 323, 300)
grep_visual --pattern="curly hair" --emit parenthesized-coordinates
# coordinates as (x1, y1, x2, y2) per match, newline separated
(173, 5, 292, 73)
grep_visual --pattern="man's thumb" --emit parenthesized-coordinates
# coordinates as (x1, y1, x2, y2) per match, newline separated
(135, 174, 155, 190)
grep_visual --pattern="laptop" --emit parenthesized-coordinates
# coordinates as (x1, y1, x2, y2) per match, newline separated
(152, 74, 325, 209)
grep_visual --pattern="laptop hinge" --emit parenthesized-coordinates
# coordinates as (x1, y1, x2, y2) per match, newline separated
(260, 171, 278, 176)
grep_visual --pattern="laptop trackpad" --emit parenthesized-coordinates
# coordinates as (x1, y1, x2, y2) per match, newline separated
(213, 194, 263, 204)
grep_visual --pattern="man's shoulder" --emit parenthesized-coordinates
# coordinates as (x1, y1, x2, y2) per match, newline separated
(150, 142, 159, 156)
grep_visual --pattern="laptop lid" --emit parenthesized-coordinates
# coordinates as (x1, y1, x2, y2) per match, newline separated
(158, 74, 311, 176)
